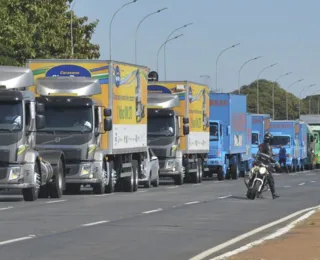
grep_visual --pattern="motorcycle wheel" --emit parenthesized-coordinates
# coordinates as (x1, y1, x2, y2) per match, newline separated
(247, 182, 260, 200)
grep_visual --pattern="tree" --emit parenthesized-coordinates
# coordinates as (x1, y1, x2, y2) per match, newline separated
(0, 43, 19, 66)
(233, 80, 301, 120)
(0, 0, 100, 65)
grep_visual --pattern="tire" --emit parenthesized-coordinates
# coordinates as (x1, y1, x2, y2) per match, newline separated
(198, 159, 203, 183)
(93, 170, 106, 195)
(191, 160, 201, 183)
(132, 160, 139, 192)
(105, 161, 115, 194)
(123, 162, 134, 192)
(152, 172, 160, 187)
(144, 173, 151, 188)
(217, 166, 225, 181)
(50, 158, 64, 198)
(248, 181, 260, 200)
(173, 173, 184, 185)
(231, 164, 239, 180)
(22, 163, 41, 201)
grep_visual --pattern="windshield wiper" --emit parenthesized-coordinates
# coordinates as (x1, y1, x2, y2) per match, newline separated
(0, 129, 13, 133)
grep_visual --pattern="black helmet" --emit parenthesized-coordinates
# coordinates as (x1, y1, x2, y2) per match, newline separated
(264, 132, 273, 143)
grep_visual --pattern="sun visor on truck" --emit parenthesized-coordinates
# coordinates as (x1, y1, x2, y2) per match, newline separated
(0, 66, 34, 90)
(148, 92, 180, 109)
(36, 77, 101, 97)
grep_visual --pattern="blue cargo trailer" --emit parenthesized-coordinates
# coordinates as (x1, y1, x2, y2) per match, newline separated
(240, 113, 253, 176)
(269, 120, 300, 172)
(206, 93, 248, 180)
(251, 114, 271, 159)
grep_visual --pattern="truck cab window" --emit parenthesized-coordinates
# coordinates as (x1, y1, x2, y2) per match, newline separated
(94, 107, 99, 131)
(210, 122, 218, 140)
(25, 102, 31, 129)
(0, 101, 23, 131)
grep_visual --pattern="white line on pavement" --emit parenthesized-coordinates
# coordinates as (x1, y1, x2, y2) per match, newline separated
(298, 182, 305, 186)
(192, 184, 202, 186)
(189, 204, 320, 260)
(0, 206, 13, 211)
(310, 180, 316, 183)
(306, 173, 316, 176)
(142, 208, 163, 214)
(45, 200, 67, 204)
(283, 186, 291, 188)
(137, 190, 148, 193)
(210, 208, 318, 260)
(184, 201, 200, 205)
(0, 235, 36, 246)
(167, 186, 179, 189)
(218, 195, 232, 199)
(81, 220, 110, 227)
(94, 194, 113, 197)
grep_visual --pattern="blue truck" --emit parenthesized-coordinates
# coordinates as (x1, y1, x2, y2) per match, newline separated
(299, 121, 308, 171)
(269, 120, 300, 172)
(206, 93, 248, 180)
(251, 114, 271, 160)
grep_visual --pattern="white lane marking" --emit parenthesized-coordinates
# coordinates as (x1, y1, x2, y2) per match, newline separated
(81, 220, 110, 227)
(94, 194, 113, 197)
(193, 184, 202, 186)
(0, 235, 36, 246)
(167, 186, 179, 189)
(283, 186, 291, 188)
(298, 182, 305, 186)
(184, 201, 200, 205)
(218, 195, 232, 199)
(210, 209, 317, 260)
(0, 206, 13, 211)
(189, 204, 320, 260)
(142, 208, 163, 214)
(289, 173, 298, 176)
(45, 200, 66, 204)
(213, 181, 224, 183)
(137, 190, 147, 193)
(306, 173, 316, 176)
(310, 180, 316, 183)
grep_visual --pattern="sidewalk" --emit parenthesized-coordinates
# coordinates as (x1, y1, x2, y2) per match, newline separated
(228, 210, 320, 260)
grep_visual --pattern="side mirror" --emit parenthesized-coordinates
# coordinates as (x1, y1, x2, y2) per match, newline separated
(151, 156, 157, 161)
(36, 102, 45, 114)
(104, 108, 112, 117)
(36, 115, 45, 129)
(183, 125, 189, 135)
(183, 117, 189, 124)
(104, 118, 112, 131)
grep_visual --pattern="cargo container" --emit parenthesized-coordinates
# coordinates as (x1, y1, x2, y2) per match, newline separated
(27, 59, 150, 193)
(299, 121, 308, 170)
(251, 114, 271, 159)
(239, 113, 253, 176)
(269, 120, 300, 172)
(147, 73, 210, 185)
(206, 93, 248, 180)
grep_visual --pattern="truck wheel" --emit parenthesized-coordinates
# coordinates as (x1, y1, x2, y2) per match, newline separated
(22, 163, 41, 201)
(50, 158, 64, 198)
(191, 160, 201, 183)
(217, 166, 225, 181)
(105, 161, 115, 194)
(152, 172, 160, 187)
(123, 163, 134, 192)
(173, 173, 184, 185)
(144, 173, 151, 188)
(231, 164, 239, 180)
(132, 160, 139, 192)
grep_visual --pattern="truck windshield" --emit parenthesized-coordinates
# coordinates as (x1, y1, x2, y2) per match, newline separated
(210, 122, 219, 140)
(147, 116, 175, 136)
(40, 106, 93, 133)
(272, 135, 291, 147)
(0, 102, 22, 132)
(252, 133, 259, 145)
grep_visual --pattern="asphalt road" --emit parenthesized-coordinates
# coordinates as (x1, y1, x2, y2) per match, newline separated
(0, 171, 319, 260)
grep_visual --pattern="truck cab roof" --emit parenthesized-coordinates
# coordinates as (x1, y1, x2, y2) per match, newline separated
(36, 96, 98, 107)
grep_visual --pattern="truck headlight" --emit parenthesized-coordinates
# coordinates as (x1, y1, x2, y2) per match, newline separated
(166, 160, 177, 171)
(80, 164, 91, 176)
(8, 167, 21, 181)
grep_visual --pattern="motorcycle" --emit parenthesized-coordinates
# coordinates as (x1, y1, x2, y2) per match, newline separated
(245, 152, 276, 200)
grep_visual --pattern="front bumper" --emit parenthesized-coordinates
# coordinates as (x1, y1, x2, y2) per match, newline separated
(65, 162, 104, 184)
(0, 163, 36, 189)
(206, 157, 223, 167)
(158, 158, 184, 177)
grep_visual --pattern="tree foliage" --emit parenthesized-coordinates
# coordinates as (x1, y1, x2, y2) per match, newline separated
(234, 80, 306, 120)
(0, 0, 100, 65)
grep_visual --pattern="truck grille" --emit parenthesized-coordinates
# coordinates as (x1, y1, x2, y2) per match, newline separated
(0, 168, 7, 180)
(152, 148, 167, 159)
(62, 149, 82, 163)
(159, 160, 165, 169)
(0, 150, 10, 163)
(66, 165, 80, 176)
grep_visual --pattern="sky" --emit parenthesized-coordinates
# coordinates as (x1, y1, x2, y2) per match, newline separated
(74, 0, 320, 98)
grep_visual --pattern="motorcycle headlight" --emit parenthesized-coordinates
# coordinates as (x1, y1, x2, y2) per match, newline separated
(259, 167, 267, 175)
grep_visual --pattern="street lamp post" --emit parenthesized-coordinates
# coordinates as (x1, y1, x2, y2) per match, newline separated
(164, 23, 193, 80)
(299, 84, 316, 118)
(215, 43, 240, 92)
(238, 56, 262, 94)
(157, 34, 183, 73)
(109, 0, 137, 60)
(272, 72, 292, 119)
(134, 7, 168, 63)
(256, 63, 277, 114)
(286, 79, 304, 120)
(70, 0, 77, 57)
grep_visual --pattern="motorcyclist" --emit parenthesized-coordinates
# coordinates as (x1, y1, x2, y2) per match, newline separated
(258, 132, 280, 199)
